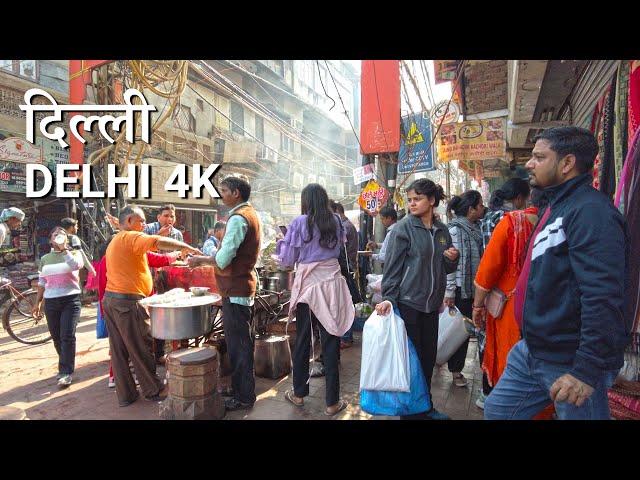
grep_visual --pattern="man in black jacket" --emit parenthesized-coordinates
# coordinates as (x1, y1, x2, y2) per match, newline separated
(484, 126, 629, 420)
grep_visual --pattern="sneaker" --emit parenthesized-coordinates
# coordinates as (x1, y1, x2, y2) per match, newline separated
(475, 392, 486, 410)
(224, 398, 253, 411)
(57, 375, 72, 388)
(452, 373, 468, 387)
(424, 408, 450, 420)
(108, 377, 116, 388)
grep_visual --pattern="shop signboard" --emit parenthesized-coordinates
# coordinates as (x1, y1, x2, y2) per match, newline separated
(0, 137, 42, 164)
(436, 118, 507, 163)
(360, 60, 401, 154)
(398, 112, 434, 174)
(353, 163, 374, 185)
(0, 160, 27, 193)
(434, 60, 460, 84)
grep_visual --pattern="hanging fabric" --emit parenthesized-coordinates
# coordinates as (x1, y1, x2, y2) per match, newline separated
(613, 61, 630, 193)
(628, 60, 640, 144)
(599, 76, 617, 197)
(590, 87, 610, 190)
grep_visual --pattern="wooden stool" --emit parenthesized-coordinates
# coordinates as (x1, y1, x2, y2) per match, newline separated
(160, 347, 225, 420)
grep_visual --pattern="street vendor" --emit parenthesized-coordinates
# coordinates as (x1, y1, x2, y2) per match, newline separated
(0, 207, 25, 247)
(103, 205, 201, 408)
(188, 177, 261, 412)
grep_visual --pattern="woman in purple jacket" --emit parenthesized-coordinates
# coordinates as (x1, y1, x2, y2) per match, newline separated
(276, 184, 354, 416)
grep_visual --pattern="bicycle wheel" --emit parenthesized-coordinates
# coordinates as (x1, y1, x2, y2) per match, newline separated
(2, 291, 51, 345)
(12, 289, 37, 316)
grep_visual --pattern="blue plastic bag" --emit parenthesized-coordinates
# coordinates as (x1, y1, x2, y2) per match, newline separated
(96, 306, 108, 339)
(360, 336, 431, 416)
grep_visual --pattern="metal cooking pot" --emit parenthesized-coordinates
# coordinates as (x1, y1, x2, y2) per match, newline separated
(276, 270, 295, 291)
(254, 334, 292, 379)
(146, 295, 221, 340)
(267, 276, 280, 292)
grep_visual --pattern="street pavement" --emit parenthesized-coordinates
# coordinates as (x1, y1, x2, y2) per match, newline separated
(0, 305, 485, 420)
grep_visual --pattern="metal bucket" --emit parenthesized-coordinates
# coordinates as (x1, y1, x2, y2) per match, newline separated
(254, 334, 292, 379)
(147, 295, 221, 340)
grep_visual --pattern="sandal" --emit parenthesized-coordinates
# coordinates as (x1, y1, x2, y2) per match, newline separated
(325, 399, 348, 416)
(285, 389, 304, 407)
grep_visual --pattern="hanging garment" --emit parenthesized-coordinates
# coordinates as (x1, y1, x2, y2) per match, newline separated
(600, 76, 617, 197)
(614, 61, 630, 191)
(628, 60, 640, 144)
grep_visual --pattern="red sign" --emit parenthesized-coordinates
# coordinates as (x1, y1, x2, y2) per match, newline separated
(360, 60, 400, 154)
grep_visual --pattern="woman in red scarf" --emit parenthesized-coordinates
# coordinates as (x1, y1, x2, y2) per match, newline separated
(473, 189, 554, 419)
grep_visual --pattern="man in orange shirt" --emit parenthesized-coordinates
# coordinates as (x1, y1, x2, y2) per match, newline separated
(103, 205, 201, 407)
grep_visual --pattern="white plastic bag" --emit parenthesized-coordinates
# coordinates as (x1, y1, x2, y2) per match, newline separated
(366, 274, 383, 294)
(436, 306, 470, 366)
(360, 306, 410, 392)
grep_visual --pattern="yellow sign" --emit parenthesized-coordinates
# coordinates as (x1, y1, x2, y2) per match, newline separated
(393, 189, 405, 209)
(436, 118, 507, 163)
(358, 180, 389, 216)
(405, 122, 424, 145)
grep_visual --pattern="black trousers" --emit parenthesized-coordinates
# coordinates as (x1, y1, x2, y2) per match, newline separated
(222, 298, 256, 405)
(447, 287, 472, 373)
(44, 294, 81, 375)
(398, 303, 439, 420)
(293, 303, 340, 407)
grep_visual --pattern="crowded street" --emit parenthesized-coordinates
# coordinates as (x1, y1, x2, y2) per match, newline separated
(0, 59, 639, 421)
(0, 304, 484, 420)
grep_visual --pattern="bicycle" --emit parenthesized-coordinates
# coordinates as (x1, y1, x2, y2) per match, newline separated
(0, 276, 51, 345)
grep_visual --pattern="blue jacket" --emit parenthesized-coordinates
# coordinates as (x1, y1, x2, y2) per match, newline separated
(522, 173, 630, 388)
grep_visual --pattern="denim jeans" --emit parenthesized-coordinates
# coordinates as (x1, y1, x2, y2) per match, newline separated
(44, 294, 81, 375)
(484, 340, 617, 420)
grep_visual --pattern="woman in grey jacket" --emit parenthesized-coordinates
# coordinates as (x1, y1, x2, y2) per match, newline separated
(376, 179, 459, 420)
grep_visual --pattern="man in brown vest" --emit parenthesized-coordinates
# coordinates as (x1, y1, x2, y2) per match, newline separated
(189, 177, 261, 411)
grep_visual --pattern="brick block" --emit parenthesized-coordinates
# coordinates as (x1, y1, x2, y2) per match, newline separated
(160, 392, 225, 420)
(168, 372, 217, 398)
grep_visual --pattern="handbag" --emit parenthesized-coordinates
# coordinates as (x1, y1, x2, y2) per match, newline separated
(484, 288, 514, 318)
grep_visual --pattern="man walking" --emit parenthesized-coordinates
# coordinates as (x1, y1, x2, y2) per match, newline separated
(483, 127, 629, 420)
(188, 177, 262, 411)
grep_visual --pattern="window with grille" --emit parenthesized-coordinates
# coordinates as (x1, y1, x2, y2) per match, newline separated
(255, 116, 264, 142)
(0, 60, 38, 81)
(230, 101, 244, 135)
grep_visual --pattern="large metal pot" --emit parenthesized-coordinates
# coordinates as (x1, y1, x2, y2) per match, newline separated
(146, 295, 221, 340)
(276, 270, 295, 291)
(254, 334, 292, 379)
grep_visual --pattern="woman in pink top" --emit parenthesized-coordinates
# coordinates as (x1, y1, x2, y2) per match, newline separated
(276, 184, 354, 416)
